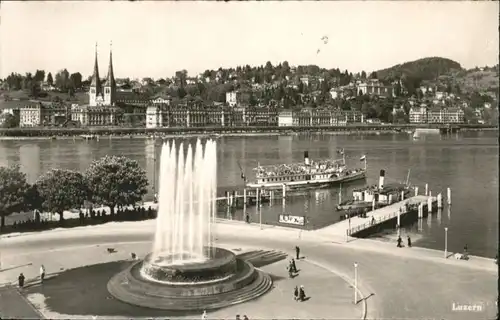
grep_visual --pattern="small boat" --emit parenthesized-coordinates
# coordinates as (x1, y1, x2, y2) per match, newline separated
(81, 134, 98, 140)
(336, 169, 413, 212)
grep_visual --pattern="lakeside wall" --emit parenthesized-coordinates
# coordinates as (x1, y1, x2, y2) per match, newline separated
(0, 124, 496, 137)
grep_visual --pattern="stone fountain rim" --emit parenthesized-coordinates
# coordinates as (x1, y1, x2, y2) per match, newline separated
(142, 247, 236, 272)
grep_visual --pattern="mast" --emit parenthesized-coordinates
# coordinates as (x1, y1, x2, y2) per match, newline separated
(405, 168, 411, 187)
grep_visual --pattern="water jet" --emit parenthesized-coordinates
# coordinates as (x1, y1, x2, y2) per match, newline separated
(107, 139, 272, 311)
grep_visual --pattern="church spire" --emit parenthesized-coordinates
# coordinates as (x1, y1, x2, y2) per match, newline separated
(105, 41, 116, 89)
(90, 42, 101, 89)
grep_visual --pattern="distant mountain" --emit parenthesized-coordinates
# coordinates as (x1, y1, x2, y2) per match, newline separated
(375, 57, 463, 82)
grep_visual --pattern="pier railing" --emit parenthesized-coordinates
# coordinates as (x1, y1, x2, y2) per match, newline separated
(347, 208, 407, 236)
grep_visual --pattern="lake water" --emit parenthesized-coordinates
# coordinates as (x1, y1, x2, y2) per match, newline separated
(0, 131, 497, 258)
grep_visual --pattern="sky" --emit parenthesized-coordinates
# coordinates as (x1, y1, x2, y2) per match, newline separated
(1, 1, 498, 80)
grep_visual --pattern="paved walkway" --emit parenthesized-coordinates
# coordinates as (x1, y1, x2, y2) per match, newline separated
(0, 285, 44, 319)
(0, 243, 363, 320)
(0, 219, 496, 319)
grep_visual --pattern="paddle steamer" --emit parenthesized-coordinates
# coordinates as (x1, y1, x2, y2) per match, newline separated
(245, 151, 366, 190)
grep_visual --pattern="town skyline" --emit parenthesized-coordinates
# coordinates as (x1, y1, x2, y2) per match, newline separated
(1, 1, 499, 80)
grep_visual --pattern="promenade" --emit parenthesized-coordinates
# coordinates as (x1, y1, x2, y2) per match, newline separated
(0, 218, 497, 319)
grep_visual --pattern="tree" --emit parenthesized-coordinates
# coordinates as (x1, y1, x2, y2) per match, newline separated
(35, 169, 88, 222)
(0, 165, 30, 229)
(55, 69, 70, 91)
(85, 156, 148, 215)
(34, 70, 45, 83)
(369, 71, 378, 79)
(47, 72, 53, 86)
(361, 71, 367, 79)
(70, 72, 83, 90)
(0, 113, 20, 128)
(22, 73, 33, 90)
(30, 81, 41, 98)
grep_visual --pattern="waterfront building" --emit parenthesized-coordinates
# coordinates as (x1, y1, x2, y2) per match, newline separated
(278, 109, 363, 127)
(71, 105, 121, 127)
(427, 107, 465, 124)
(409, 104, 428, 124)
(278, 111, 294, 126)
(409, 105, 465, 124)
(145, 105, 278, 128)
(20, 102, 70, 127)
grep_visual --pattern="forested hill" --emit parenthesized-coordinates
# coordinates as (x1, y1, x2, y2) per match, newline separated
(375, 57, 463, 82)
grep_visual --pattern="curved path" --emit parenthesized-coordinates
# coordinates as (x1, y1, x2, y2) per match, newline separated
(1, 220, 497, 319)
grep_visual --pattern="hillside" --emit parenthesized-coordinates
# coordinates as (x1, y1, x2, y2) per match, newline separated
(375, 57, 463, 82)
(0, 90, 89, 107)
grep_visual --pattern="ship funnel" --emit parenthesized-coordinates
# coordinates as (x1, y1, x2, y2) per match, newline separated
(378, 169, 385, 189)
(304, 151, 310, 165)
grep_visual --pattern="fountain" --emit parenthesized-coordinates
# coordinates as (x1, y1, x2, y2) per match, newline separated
(107, 139, 272, 312)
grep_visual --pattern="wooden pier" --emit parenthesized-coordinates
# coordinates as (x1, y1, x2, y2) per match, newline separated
(316, 195, 438, 239)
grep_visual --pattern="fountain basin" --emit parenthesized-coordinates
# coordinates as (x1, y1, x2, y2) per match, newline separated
(140, 247, 238, 284)
(107, 247, 273, 310)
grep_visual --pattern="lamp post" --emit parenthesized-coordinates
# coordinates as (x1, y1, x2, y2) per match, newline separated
(444, 227, 448, 258)
(258, 189, 262, 230)
(354, 262, 358, 304)
(152, 149, 157, 203)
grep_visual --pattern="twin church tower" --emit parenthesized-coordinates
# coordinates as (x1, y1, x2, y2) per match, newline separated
(89, 43, 116, 107)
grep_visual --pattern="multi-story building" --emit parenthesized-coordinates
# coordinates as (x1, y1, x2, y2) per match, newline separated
(357, 80, 393, 98)
(278, 109, 363, 127)
(278, 111, 293, 126)
(71, 105, 122, 126)
(409, 106, 465, 124)
(226, 91, 241, 107)
(409, 104, 428, 124)
(145, 105, 278, 128)
(20, 102, 70, 127)
(427, 107, 465, 124)
(19, 104, 43, 127)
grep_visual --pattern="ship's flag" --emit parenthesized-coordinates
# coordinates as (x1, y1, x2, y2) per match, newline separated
(360, 155, 366, 161)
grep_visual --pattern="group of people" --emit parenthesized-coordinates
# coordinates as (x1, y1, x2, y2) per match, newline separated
(291, 246, 308, 302)
(396, 235, 412, 248)
(11, 218, 51, 231)
(8, 206, 158, 234)
(18, 265, 45, 289)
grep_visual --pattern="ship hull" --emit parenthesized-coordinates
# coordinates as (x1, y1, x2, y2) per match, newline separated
(246, 171, 366, 190)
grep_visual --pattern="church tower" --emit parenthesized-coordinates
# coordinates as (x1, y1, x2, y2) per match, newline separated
(89, 43, 102, 107)
(103, 42, 116, 106)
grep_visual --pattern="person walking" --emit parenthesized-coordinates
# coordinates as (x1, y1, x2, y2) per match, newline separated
(201, 310, 207, 320)
(40, 265, 46, 283)
(407, 236, 412, 248)
(18, 273, 25, 288)
(299, 285, 306, 301)
(397, 236, 402, 248)
(294, 285, 299, 301)
(295, 246, 300, 260)
(291, 258, 297, 273)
